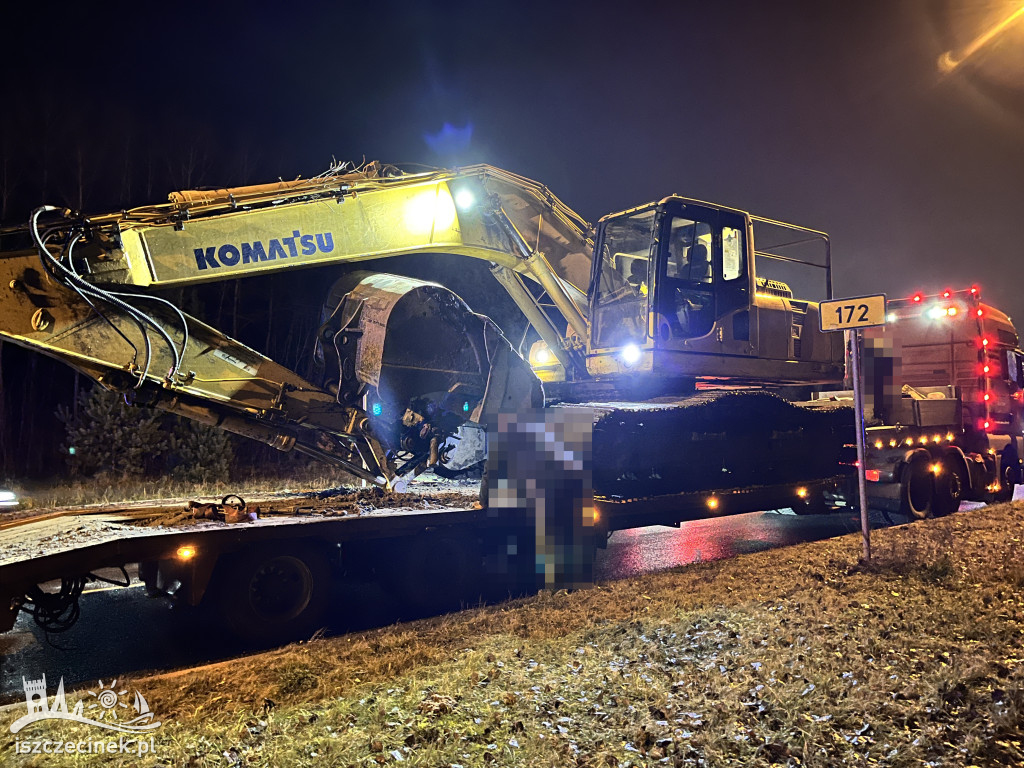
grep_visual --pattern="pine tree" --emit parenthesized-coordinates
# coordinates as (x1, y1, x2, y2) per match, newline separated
(56, 386, 168, 478)
(166, 419, 233, 483)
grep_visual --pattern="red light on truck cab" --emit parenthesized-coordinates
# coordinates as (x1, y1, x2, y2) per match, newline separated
(982, 364, 991, 374)
(942, 290, 951, 298)
(865, 469, 881, 482)
(912, 293, 923, 303)
(977, 308, 984, 317)
(970, 286, 979, 295)
(981, 337, 990, 347)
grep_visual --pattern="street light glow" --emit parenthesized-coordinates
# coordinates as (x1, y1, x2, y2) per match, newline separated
(939, 3, 1024, 74)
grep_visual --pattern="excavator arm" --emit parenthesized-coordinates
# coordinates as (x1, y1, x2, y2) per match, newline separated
(0, 164, 591, 486)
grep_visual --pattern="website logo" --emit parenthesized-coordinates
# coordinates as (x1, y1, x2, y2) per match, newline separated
(10, 674, 161, 735)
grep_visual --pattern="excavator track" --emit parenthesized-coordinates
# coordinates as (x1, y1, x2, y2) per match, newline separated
(572, 391, 855, 501)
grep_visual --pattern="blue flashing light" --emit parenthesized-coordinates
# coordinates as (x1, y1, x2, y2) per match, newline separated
(463, 401, 470, 413)
(371, 402, 383, 417)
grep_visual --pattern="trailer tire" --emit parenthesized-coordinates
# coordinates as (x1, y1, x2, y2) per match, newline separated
(994, 445, 1019, 503)
(900, 450, 934, 520)
(932, 453, 966, 517)
(212, 544, 331, 644)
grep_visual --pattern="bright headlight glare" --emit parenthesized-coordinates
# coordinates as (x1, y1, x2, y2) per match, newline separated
(454, 189, 475, 210)
(404, 187, 457, 235)
(0, 491, 16, 502)
(621, 344, 642, 365)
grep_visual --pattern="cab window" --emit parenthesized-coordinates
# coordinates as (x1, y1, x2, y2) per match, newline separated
(723, 225, 744, 281)
(593, 209, 654, 348)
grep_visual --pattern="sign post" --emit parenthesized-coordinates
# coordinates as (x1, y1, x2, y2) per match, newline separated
(819, 294, 887, 562)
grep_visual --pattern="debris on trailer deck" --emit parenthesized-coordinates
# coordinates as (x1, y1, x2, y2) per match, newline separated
(186, 494, 257, 524)
(0, 482, 481, 531)
(0, 483, 482, 568)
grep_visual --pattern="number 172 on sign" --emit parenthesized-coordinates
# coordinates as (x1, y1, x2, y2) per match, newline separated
(819, 294, 887, 332)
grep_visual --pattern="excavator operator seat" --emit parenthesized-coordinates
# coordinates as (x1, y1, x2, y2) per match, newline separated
(689, 242, 712, 283)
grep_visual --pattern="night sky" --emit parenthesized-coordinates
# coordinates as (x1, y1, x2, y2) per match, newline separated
(3, 0, 1023, 322)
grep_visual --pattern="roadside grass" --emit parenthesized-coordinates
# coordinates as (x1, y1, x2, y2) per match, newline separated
(5, 502, 1024, 767)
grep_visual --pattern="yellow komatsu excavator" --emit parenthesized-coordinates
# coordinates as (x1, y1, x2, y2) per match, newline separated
(0, 162, 845, 494)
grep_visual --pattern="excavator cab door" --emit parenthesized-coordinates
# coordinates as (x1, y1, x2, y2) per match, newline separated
(651, 202, 753, 356)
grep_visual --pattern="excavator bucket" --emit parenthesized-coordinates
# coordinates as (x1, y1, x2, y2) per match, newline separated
(316, 272, 542, 475)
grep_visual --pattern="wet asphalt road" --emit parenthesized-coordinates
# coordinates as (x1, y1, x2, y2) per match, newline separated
(0, 496, 1009, 700)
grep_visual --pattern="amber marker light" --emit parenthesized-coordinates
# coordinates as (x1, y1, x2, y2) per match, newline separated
(930, 463, 942, 475)
(874, 440, 884, 449)
(796, 487, 808, 499)
(706, 496, 720, 511)
(176, 545, 197, 561)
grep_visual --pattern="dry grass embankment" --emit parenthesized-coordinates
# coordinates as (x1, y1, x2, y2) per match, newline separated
(5, 502, 1024, 767)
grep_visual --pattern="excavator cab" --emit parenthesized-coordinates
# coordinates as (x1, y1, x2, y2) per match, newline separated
(586, 197, 843, 386)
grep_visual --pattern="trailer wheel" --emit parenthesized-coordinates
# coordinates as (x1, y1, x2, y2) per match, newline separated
(994, 445, 1019, 503)
(389, 533, 481, 613)
(900, 450, 934, 520)
(932, 454, 965, 517)
(212, 545, 331, 644)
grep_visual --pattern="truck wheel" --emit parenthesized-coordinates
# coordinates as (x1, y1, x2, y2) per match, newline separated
(900, 450, 934, 520)
(390, 533, 481, 613)
(212, 545, 331, 644)
(932, 454, 965, 517)
(994, 446, 1019, 502)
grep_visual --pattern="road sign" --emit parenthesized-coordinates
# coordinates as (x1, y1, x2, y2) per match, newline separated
(818, 293, 885, 560)
(819, 294, 887, 332)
